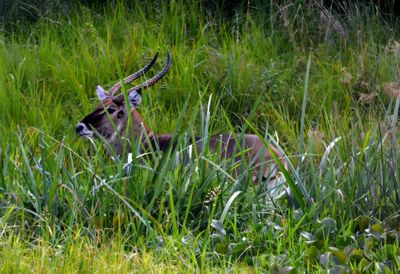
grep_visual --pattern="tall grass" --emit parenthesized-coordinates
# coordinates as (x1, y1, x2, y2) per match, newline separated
(0, 1, 399, 272)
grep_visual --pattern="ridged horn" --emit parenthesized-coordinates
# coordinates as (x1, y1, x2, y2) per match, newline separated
(108, 52, 159, 97)
(127, 51, 171, 95)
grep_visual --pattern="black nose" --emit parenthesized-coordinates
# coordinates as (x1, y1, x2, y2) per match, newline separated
(76, 124, 84, 133)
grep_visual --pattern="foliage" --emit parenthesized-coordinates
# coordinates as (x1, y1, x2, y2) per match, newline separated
(0, 0, 71, 28)
(0, 1, 399, 272)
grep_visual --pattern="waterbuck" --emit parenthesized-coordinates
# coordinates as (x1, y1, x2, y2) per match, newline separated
(76, 52, 287, 184)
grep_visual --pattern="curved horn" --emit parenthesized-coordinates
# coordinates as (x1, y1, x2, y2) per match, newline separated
(108, 52, 159, 97)
(127, 51, 171, 95)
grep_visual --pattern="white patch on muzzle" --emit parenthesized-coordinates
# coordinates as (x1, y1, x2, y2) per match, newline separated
(76, 122, 93, 137)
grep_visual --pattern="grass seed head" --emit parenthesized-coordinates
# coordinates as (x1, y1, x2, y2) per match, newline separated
(384, 81, 400, 98)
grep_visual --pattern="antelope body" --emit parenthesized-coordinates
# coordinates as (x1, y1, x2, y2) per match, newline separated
(76, 52, 286, 184)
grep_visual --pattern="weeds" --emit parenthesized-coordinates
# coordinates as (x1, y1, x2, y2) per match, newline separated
(0, 1, 399, 272)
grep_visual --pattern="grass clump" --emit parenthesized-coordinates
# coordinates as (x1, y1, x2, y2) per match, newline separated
(0, 1, 400, 272)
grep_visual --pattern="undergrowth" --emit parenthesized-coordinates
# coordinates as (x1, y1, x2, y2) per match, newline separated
(0, 1, 399, 272)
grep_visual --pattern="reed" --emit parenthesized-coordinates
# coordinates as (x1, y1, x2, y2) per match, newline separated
(0, 1, 399, 272)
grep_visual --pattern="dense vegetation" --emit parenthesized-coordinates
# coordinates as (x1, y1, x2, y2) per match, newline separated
(0, 1, 399, 272)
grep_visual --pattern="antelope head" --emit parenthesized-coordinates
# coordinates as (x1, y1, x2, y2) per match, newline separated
(76, 52, 171, 154)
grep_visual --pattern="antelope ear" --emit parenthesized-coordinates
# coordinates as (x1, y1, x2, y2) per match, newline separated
(128, 91, 142, 108)
(96, 85, 108, 101)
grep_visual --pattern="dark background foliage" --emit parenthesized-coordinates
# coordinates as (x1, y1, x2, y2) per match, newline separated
(1, 0, 399, 29)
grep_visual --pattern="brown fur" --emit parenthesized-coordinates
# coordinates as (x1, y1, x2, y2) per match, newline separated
(77, 98, 287, 185)
(77, 52, 287, 185)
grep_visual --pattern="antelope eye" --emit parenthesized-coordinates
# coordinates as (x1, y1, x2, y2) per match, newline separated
(107, 107, 116, 114)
